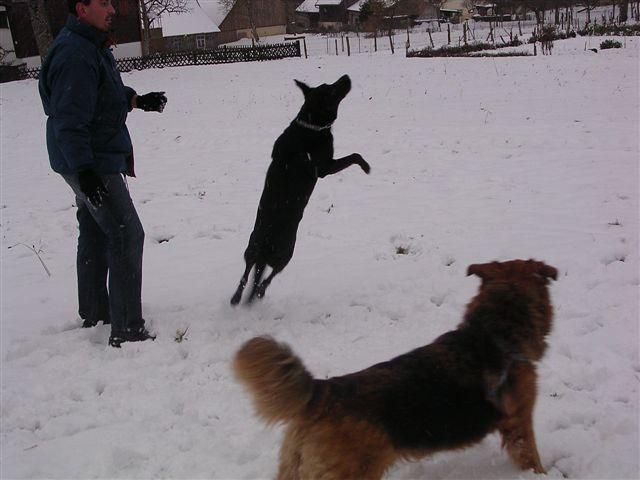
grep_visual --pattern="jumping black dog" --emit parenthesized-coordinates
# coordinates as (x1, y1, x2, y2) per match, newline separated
(231, 75, 370, 305)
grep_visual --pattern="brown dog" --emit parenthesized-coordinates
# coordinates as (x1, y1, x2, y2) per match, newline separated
(233, 259, 558, 479)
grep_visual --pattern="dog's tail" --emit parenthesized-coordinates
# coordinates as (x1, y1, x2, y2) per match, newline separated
(233, 336, 315, 424)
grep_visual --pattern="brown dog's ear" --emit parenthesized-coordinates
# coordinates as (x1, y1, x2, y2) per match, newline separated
(467, 263, 485, 278)
(294, 79, 311, 96)
(539, 263, 558, 281)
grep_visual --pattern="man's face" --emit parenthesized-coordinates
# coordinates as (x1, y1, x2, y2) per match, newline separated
(77, 0, 116, 32)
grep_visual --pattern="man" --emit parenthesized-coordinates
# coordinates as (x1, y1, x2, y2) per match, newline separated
(39, 0, 167, 347)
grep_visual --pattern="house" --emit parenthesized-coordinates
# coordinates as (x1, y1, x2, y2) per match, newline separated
(0, 0, 141, 68)
(346, 0, 367, 27)
(472, 3, 513, 21)
(296, 0, 320, 29)
(439, 0, 472, 23)
(383, 0, 439, 28)
(218, 0, 302, 43)
(150, 0, 221, 52)
(317, 0, 352, 30)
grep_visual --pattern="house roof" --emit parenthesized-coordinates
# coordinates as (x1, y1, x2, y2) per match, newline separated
(158, 0, 220, 37)
(441, 0, 469, 11)
(347, 0, 368, 13)
(197, 0, 229, 25)
(316, 0, 343, 6)
(296, 0, 319, 13)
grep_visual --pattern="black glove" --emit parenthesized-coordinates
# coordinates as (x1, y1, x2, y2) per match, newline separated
(78, 170, 108, 208)
(136, 91, 167, 112)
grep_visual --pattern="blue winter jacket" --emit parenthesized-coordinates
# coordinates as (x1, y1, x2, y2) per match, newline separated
(39, 15, 136, 174)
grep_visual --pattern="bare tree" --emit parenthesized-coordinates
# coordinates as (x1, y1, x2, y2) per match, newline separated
(218, 0, 235, 13)
(139, 0, 192, 55)
(28, 0, 53, 59)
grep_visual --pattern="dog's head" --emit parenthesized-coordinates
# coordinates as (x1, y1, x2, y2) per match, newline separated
(467, 259, 557, 286)
(466, 259, 558, 360)
(295, 75, 351, 129)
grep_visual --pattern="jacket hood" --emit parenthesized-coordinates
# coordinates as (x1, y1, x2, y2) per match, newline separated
(65, 14, 110, 48)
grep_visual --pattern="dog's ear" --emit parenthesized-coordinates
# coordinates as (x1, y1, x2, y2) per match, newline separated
(294, 79, 311, 97)
(467, 263, 487, 278)
(534, 261, 558, 281)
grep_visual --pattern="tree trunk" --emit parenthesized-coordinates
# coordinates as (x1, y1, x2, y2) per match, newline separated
(139, 2, 152, 56)
(246, 0, 260, 43)
(619, 2, 629, 22)
(28, 0, 53, 59)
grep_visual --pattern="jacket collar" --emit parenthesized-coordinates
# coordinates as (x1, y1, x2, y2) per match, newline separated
(65, 14, 110, 48)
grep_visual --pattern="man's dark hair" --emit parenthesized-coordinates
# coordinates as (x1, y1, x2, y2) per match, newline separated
(68, 0, 91, 15)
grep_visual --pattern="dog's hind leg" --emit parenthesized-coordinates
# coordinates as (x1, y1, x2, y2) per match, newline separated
(246, 264, 266, 304)
(255, 269, 279, 300)
(277, 426, 302, 480)
(231, 263, 253, 306)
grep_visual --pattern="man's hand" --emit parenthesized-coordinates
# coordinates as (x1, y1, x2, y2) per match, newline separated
(78, 170, 109, 208)
(136, 92, 167, 112)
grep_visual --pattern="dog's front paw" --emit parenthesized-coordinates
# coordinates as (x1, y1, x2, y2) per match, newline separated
(359, 158, 371, 174)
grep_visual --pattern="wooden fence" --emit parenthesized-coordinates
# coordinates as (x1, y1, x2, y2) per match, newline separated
(12, 42, 301, 82)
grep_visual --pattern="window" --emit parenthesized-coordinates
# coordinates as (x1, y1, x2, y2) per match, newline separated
(171, 37, 182, 51)
(196, 34, 206, 50)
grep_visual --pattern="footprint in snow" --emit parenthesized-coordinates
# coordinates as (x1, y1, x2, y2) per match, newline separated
(601, 251, 627, 266)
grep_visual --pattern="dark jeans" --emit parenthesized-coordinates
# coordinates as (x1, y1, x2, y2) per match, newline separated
(61, 173, 145, 334)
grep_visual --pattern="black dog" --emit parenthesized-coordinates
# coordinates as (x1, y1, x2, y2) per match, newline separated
(231, 75, 370, 305)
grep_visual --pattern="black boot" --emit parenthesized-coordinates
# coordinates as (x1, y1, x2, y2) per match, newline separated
(82, 318, 111, 328)
(109, 326, 156, 348)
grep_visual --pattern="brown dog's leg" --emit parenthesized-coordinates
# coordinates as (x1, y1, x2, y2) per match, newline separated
(295, 420, 395, 480)
(498, 363, 546, 474)
(277, 426, 302, 480)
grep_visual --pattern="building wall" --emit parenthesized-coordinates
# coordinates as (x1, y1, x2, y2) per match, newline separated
(155, 32, 220, 53)
(219, 0, 287, 32)
(2, 0, 141, 64)
(0, 5, 17, 64)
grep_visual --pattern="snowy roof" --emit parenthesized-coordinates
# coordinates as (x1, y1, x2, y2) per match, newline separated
(441, 0, 469, 11)
(197, 0, 229, 25)
(296, 0, 319, 13)
(157, 0, 220, 37)
(347, 0, 368, 13)
(317, 0, 343, 6)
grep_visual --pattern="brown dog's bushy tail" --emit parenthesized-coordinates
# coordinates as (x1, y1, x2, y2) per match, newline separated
(233, 336, 315, 424)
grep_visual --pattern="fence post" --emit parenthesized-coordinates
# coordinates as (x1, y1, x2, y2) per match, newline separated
(447, 23, 451, 44)
(335, 38, 339, 55)
(346, 36, 351, 56)
(303, 37, 308, 59)
(406, 18, 410, 48)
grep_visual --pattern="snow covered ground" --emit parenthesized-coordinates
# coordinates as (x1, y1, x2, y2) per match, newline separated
(1, 36, 638, 479)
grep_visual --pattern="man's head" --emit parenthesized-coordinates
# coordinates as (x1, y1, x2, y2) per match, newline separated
(68, 0, 115, 32)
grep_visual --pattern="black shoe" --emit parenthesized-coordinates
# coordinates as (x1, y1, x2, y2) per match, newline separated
(109, 327, 156, 348)
(82, 318, 111, 328)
